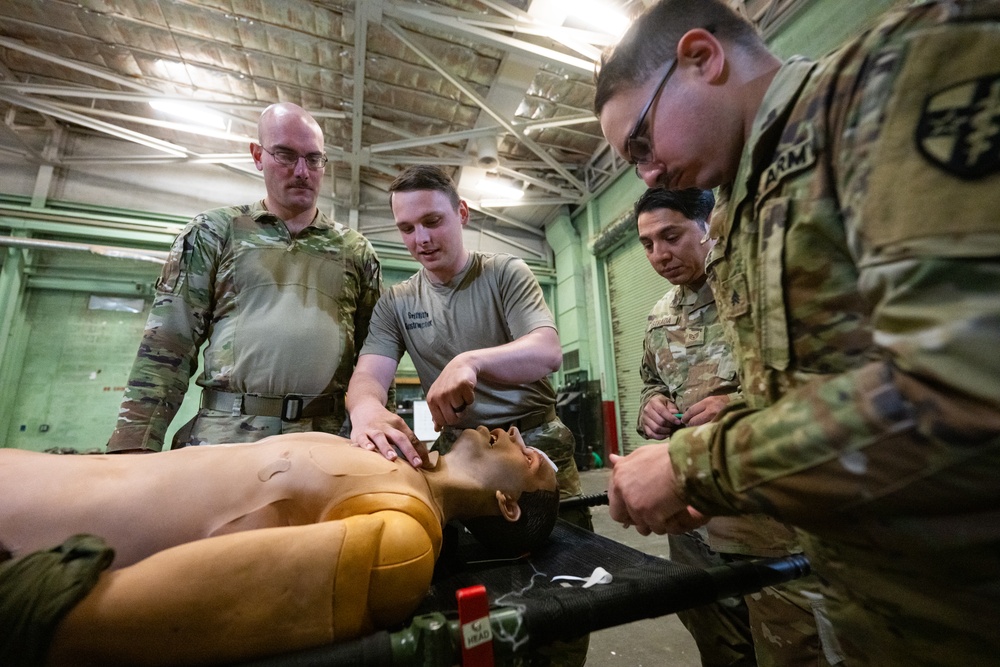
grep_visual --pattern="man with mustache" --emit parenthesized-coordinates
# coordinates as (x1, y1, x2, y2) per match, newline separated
(107, 102, 384, 452)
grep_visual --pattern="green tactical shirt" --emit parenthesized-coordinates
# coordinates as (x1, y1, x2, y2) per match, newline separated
(669, 2, 1000, 664)
(108, 201, 382, 452)
(640, 280, 797, 556)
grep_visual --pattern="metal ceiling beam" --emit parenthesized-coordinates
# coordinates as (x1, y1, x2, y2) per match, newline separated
(466, 204, 544, 238)
(496, 165, 576, 198)
(0, 113, 39, 159)
(25, 276, 155, 295)
(370, 126, 500, 153)
(0, 235, 168, 264)
(386, 2, 596, 75)
(349, 0, 380, 219)
(368, 112, 595, 155)
(0, 90, 189, 156)
(0, 36, 156, 94)
(0, 83, 289, 114)
(55, 155, 253, 167)
(383, 20, 587, 193)
(43, 101, 256, 146)
(0, 216, 177, 245)
(470, 220, 545, 258)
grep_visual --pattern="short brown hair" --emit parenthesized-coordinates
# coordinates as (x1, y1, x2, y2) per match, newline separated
(388, 165, 461, 209)
(595, 0, 764, 115)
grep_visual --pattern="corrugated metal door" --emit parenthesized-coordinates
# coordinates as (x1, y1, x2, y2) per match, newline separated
(606, 238, 665, 455)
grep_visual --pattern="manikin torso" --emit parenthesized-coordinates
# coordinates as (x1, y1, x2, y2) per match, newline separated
(0, 432, 443, 568)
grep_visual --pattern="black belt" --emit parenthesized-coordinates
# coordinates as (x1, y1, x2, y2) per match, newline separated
(488, 406, 557, 433)
(201, 389, 344, 422)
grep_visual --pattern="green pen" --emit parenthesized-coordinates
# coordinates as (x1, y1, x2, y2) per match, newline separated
(673, 413, 684, 419)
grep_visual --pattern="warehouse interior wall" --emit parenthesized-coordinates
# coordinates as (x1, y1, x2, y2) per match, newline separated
(0, 0, 906, 452)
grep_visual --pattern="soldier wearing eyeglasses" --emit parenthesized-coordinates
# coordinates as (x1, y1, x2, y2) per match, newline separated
(597, 0, 1000, 665)
(107, 102, 384, 453)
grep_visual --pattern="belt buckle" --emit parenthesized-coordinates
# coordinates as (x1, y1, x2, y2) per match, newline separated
(281, 394, 303, 421)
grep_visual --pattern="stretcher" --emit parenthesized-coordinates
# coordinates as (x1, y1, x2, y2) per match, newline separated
(231, 495, 810, 667)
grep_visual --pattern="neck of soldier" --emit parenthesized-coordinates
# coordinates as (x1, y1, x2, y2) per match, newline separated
(424, 247, 471, 285)
(264, 197, 317, 237)
(684, 274, 708, 292)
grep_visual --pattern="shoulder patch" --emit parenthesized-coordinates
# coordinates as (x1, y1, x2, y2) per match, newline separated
(916, 73, 1000, 180)
(759, 124, 816, 201)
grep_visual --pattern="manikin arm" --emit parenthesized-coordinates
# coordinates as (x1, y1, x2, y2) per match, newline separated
(45, 512, 438, 666)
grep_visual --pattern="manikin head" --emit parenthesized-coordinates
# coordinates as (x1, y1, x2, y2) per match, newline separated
(443, 426, 560, 556)
(635, 187, 715, 289)
(251, 102, 327, 222)
(388, 165, 471, 284)
(594, 0, 777, 191)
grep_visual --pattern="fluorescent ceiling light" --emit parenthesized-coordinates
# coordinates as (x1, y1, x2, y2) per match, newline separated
(149, 99, 226, 130)
(477, 177, 524, 200)
(566, 0, 629, 38)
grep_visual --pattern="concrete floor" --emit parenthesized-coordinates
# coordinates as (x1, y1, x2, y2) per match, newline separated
(579, 467, 701, 667)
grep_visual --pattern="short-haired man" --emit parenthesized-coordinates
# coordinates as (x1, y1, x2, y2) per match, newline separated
(347, 164, 589, 665)
(346, 165, 587, 521)
(634, 187, 826, 667)
(596, 1, 1000, 664)
(0, 427, 558, 665)
(108, 102, 383, 452)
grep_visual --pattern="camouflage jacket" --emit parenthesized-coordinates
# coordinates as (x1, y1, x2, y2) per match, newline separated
(637, 280, 740, 430)
(669, 1, 1000, 661)
(108, 201, 383, 452)
(639, 280, 797, 556)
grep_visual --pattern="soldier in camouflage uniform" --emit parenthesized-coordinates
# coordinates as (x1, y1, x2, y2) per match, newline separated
(107, 103, 383, 453)
(596, 0, 1000, 665)
(634, 187, 831, 667)
(347, 165, 590, 665)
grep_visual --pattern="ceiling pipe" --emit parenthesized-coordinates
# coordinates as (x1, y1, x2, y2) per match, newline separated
(476, 136, 500, 169)
(0, 236, 168, 265)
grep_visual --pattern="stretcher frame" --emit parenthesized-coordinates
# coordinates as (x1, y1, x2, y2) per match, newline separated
(230, 504, 810, 667)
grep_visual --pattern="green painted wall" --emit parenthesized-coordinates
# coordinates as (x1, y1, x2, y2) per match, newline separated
(4, 286, 229, 451)
(768, 0, 905, 60)
(5, 291, 151, 451)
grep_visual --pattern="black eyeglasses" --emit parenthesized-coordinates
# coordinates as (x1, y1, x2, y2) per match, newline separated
(261, 146, 328, 170)
(626, 58, 677, 167)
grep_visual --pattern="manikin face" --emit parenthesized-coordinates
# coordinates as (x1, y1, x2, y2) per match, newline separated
(637, 207, 713, 287)
(251, 113, 326, 221)
(451, 426, 558, 496)
(391, 189, 469, 284)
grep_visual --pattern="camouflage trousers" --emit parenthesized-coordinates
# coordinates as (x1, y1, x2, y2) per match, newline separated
(668, 532, 757, 667)
(171, 408, 347, 448)
(728, 556, 843, 667)
(438, 417, 592, 667)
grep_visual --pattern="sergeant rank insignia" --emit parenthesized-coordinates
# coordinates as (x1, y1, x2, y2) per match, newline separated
(917, 74, 1000, 180)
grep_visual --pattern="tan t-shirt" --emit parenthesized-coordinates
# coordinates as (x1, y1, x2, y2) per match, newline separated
(361, 252, 557, 428)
